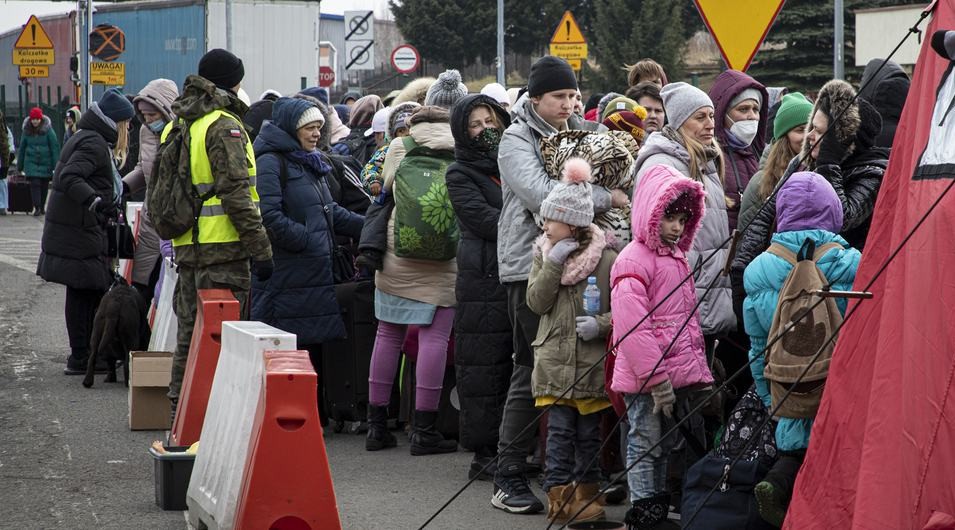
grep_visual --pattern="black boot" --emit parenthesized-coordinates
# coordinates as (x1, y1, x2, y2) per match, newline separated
(365, 404, 397, 451)
(625, 493, 677, 529)
(409, 410, 457, 456)
(468, 447, 498, 481)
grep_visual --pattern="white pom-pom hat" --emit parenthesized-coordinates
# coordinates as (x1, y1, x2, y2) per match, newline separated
(540, 157, 595, 227)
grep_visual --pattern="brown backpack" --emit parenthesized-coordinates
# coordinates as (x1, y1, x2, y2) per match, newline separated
(763, 239, 844, 419)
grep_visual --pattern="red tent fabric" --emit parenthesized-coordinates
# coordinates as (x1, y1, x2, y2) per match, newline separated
(785, 3, 955, 529)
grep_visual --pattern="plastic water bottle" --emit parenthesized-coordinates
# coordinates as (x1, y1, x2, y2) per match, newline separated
(583, 276, 601, 316)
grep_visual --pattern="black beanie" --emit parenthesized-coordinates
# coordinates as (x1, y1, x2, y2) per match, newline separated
(198, 48, 245, 90)
(527, 56, 578, 97)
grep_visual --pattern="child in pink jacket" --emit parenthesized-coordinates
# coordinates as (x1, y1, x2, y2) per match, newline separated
(610, 164, 714, 527)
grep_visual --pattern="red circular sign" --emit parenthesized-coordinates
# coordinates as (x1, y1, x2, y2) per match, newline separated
(391, 44, 420, 74)
(319, 66, 335, 88)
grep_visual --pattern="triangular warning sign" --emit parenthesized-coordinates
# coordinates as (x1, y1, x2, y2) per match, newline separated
(551, 11, 586, 44)
(694, 0, 785, 71)
(14, 15, 54, 49)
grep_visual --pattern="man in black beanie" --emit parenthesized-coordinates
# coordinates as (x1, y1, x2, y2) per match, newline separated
(198, 48, 245, 93)
(165, 48, 273, 418)
(491, 55, 631, 515)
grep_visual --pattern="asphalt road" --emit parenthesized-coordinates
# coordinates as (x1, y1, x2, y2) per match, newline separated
(0, 213, 629, 529)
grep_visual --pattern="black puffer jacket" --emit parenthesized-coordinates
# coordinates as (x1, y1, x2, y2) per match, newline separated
(36, 106, 119, 290)
(446, 94, 513, 452)
(731, 80, 888, 320)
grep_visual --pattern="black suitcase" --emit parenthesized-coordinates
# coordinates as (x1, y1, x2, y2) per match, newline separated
(7, 180, 32, 213)
(321, 280, 378, 431)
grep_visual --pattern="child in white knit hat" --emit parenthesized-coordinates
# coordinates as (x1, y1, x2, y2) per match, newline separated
(525, 157, 617, 524)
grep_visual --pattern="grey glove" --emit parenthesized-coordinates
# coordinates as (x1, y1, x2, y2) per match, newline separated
(547, 238, 579, 264)
(575, 316, 599, 341)
(651, 380, 676, 418)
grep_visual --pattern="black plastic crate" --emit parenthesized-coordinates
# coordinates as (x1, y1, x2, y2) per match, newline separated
(149, 445, 195, 511)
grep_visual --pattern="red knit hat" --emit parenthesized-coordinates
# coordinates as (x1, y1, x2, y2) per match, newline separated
(29, 107, 43, 120)
(602, 109, 647, 143)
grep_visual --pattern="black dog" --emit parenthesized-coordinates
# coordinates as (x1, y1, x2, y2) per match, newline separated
(82, 278, 151, 388)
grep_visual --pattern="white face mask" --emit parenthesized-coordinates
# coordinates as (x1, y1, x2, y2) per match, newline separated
(728, 119, 759, 146)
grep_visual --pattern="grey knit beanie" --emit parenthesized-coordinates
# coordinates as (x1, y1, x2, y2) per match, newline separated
(729, 88, 762, 110)
(660, 82, 713, 130)
(425, 69, 468, 109)
(540, 158, 594, 227)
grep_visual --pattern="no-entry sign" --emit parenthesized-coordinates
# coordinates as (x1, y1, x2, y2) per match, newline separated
(319, 66, 335, 88)
(391, 44, 420, 74)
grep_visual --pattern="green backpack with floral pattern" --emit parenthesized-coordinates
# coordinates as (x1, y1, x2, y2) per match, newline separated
(392, 137, 458, 260)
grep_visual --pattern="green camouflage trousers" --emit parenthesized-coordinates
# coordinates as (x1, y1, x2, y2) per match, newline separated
(167, 260, 250, 406)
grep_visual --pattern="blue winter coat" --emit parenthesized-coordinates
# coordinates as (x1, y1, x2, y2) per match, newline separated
(743, 229, 860, 451)
(251, 98, 364, 345)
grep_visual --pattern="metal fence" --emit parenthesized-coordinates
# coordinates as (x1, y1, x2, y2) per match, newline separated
(1, 82, 71, 148)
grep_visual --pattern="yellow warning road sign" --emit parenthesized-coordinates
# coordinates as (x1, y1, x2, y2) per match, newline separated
(91, 62, 126, 85)
(549, 11, 587, 68)
(14, 15, 54, 49)
(13, 15, 55, 66)
(551, 11, 586, 44)
(18, 65, 49, 78)
(693, 0, 785, 72)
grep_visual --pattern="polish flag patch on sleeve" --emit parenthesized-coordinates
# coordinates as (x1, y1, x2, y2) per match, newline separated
(229, 129, 242, 138)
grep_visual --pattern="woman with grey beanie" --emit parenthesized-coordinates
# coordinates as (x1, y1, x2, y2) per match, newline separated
(629, 83, 733, 501)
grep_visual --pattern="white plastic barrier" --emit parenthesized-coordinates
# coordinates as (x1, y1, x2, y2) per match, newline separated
(147, 257, 178, 353)
(119, 202, 142, 281)
(186, 321, 296, 530)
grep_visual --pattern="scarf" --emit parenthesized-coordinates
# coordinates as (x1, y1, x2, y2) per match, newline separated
(287, 149, 332, 177)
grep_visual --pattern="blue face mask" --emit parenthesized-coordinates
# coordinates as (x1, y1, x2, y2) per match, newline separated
(147, 120, 167, 134)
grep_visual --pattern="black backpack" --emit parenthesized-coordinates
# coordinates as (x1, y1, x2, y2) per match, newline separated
(146, 120, 216, 241)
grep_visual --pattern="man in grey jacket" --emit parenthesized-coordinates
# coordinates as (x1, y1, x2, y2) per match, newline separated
(492, 55, 630, 514)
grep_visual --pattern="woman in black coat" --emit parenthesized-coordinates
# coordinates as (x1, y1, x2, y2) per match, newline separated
(446, 94, 513, 479)
(251, 97, 364, 413)
(731, 79, 888, 320)
(36, 88, 135, 374)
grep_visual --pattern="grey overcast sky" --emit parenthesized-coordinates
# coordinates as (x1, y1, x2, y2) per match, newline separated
(1, 0, 393, 36)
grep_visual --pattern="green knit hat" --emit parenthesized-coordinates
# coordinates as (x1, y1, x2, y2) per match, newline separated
(600, 96, 640, 122)
(773, 92, 813, 141)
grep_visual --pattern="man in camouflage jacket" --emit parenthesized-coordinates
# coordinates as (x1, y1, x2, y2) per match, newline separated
(166, 50, 273, 413)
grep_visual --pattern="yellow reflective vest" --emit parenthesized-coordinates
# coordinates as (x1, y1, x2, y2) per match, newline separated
(163, 109, 259, 248)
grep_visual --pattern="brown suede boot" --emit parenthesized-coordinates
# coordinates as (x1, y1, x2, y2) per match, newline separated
(576, 481, 607, 506)
(566, 482, 606, 522)
(546, 484, 574, 523)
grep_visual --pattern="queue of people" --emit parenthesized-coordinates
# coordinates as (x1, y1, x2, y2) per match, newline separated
(29, 47, 908, 529)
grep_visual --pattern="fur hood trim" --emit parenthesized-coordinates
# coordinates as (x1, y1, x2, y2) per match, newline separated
(534, 225, 608, 285)
(631, 164, 706, 255)
(392, 77, 436, 106)
(22, 115, 52, 134)
(801, 79, 859, 161)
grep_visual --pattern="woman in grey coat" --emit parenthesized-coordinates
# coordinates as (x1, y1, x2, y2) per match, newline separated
(632, 82, 736, 341)
(122, 78, 179, 307)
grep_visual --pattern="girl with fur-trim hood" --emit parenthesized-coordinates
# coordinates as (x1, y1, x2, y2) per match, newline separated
(610, 164, 713, 522)
(526, 158, 616, 523)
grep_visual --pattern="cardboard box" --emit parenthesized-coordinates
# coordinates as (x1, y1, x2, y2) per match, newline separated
(129, 351, 173, 430)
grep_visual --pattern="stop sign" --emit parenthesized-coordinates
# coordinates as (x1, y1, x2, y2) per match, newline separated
(319, 66, 335, 88)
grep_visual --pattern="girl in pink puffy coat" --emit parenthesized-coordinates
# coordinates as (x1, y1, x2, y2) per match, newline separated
(610, 164, 714, 526)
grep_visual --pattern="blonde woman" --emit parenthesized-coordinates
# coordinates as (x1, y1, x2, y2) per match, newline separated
(37, 88, 134, 375)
